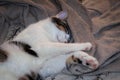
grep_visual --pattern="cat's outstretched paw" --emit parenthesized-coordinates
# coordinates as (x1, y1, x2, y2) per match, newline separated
(66, 51, 99, 70)
(57, 31, 69, 43)
(83, 42, 92, 51)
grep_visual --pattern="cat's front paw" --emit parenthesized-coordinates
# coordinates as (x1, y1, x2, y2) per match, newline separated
(57, 31, 69, 43)
(82, 42, 92, 51)
(66, 51, 99, 70)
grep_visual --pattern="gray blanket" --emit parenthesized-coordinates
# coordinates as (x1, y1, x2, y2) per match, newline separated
(0, 0, 120, 80)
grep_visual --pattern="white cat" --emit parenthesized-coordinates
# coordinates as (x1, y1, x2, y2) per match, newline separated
(0, 11, 99, 80)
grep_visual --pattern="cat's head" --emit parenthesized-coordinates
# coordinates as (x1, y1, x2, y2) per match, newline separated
(51, 11, 68, 30)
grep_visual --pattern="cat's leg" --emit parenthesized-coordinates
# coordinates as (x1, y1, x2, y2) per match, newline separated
(66, 51, 99, 69)
(39, 51, 99, 78)
(33, 42, 92, 58)
(39, 55, 69, 78)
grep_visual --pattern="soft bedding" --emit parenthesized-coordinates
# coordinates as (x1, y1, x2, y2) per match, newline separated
(0, 0, 120, 80)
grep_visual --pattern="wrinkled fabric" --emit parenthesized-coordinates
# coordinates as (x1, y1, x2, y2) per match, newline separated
(0, 0, 120, 80)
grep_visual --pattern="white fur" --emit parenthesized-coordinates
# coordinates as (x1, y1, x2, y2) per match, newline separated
(0, 12, 99, 80)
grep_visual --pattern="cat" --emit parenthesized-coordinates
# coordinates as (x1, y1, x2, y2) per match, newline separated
(0, 11, 99, 80)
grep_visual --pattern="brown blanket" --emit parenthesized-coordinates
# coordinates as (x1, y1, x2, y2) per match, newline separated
(0, 0, 120, 80)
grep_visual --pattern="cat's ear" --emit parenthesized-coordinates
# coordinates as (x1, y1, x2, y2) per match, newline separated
(51, 11, 68, 25)
(55, 11, 68, 20)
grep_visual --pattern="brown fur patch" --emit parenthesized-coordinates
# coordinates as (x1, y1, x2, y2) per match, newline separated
(52, 17, 66, 31)
(19, 71, 42, 80)
(19, 76, 29, 80)
(9, 41, 39, 57)
(0, 48, 8, 62)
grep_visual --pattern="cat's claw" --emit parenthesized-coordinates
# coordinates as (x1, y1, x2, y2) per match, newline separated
(66, 51, 99, 70)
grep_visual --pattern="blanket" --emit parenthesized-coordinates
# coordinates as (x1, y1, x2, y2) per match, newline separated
(0, 0, 120, 80)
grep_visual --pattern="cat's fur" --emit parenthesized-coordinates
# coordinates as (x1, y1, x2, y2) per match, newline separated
(0, 11, 99, 80)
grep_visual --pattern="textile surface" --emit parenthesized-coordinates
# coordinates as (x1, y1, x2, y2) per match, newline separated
(0, 0, 120, 80)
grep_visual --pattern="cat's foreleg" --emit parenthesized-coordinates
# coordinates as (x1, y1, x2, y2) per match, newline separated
(33, 42, 92, 58)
